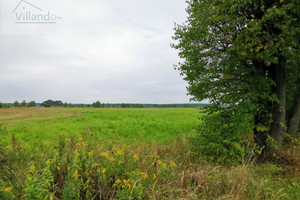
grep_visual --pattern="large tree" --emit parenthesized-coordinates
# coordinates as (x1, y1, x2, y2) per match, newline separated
(173, 0, 299, 160)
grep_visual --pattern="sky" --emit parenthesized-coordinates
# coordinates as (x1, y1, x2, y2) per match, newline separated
(0, 0, 193, 104)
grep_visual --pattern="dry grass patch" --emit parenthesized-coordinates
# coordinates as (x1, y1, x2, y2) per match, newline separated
(0, 107, 57, 120)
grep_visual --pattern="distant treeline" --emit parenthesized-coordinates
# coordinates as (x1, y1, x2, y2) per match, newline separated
(0, 100, 36, 108)
(0, 99, 210, 108)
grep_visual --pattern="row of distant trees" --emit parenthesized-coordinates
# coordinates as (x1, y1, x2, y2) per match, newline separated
(0, 100, 207, 108)
(4, 100, 36, 108)
(92, 101, 144, 108)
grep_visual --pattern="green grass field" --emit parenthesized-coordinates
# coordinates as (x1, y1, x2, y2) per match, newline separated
(1, 107, 200, 145)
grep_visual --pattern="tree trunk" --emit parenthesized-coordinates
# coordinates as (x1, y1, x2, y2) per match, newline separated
(254, 104, 271, 154)
(289, 94, 300, 136)
(267, 64, 286, 156)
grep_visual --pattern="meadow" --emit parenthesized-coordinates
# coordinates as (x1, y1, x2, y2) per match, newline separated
(0, 107, 199, 145)
(0, 107, 299, 199)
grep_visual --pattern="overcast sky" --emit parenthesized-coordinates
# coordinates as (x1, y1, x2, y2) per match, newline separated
(0, 0, 193, 104)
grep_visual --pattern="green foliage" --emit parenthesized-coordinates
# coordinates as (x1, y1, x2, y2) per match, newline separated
(256, 163, 284, 176)
(23, 164, 54, 200)
(191, 106, 256, 163)
(0, 103, 9, 108)
(41, 100, 63, 107)
(13, 101, 19, 107)
(27, 101, 36, 107)
(172, 0, 299, 162)
(20, 100, 26, 107)
(92, 101, 104, 108)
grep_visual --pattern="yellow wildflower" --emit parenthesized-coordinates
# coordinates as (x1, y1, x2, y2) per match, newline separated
(133, 154, 139, 161)
(115, 149, 124, 155)
(73, 169, 80, 180)
(153, 174, 157, 180)
(100, 152, 109, 158)
(171, 161, 178, 168)
(157, 160, 167, 169)
(113, 179, 121, 187)
(122, 179, 131, 189)
(46, 159, 51, 165)
(92, 163, 99, 167)
(108, 156, 115, 162)
(1, 139, 5, 142)
(116, 179, 121, 184)
(81, 141, 87, 147)
(73, 150, 80, 156)
(144, 173, 148, 180)
(88, 151, 93, 157)
(60, 133, 65, 136)
(117, 161, 123, 165)
(102, 168, 106, 174)
(280, 0, 283, 3)
(4, 187, 12, 192)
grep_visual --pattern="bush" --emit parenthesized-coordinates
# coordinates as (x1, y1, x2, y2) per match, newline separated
(191, 107, 256, 164)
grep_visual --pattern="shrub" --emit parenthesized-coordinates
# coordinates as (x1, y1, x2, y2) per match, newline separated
(191, 107, 256, 164)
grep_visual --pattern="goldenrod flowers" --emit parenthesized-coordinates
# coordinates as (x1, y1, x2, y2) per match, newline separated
(157, 160, 167, 169)
(46, 159, 51, 165)
(73, 169, 80, 180)
(4, 187, 13, 192)
(122, 179, 132, 189)
(133, 154, 139, 161)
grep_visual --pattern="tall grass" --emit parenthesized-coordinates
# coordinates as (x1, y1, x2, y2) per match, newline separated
(0, 108, 299, 199)
(1, 133, 298, 200)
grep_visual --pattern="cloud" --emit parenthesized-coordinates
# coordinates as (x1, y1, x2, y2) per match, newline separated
(0, 0, 192, 104)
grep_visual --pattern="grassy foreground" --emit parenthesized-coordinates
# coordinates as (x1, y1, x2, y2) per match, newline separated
(0, 107, 299, 199)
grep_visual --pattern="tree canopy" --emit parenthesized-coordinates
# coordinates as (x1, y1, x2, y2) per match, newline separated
(172, 0, 299, 161)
